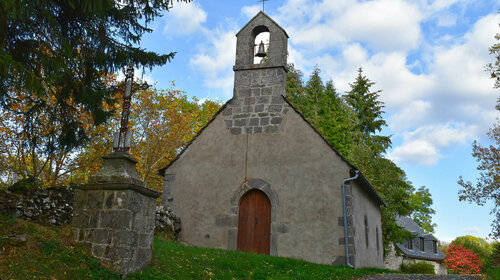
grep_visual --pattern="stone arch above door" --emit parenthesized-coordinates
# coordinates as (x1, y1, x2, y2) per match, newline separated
(215, 178, 288, 256)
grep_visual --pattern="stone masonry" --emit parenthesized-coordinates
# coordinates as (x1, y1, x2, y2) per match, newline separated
(222, 68, 290, 135)
(72, 152, 160, 276)
(0, 185, 73, 226)
(223, 12, 289, 135)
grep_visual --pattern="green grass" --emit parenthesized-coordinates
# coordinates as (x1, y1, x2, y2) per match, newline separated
(131, 237, 392, 280)
(0, 215, 120, 279)
(1, 215, 392, 280)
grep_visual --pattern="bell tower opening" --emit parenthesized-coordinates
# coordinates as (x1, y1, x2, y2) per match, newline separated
(226, 12, 289, 134)
(252, 26, 270, 64)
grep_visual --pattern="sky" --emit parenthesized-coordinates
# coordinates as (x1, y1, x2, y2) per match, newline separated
(133, 0, 500, 243)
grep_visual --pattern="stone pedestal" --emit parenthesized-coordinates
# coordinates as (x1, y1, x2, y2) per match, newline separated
(72, 152, 160, 276)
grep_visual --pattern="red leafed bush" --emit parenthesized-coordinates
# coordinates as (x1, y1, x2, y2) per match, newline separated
(444, 244, 483, 274)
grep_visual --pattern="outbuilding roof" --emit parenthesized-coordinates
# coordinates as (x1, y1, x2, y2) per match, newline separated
(395, 216, 445, 261)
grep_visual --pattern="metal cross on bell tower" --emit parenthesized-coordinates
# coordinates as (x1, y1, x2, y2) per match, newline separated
(112, 63, 149, 154)
(258, 0, 268, 12)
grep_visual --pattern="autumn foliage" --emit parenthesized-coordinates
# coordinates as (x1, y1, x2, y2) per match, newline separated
(444, 244, 483, 274)
(70, 80, 221, 190)
(0, 75, 220, 190)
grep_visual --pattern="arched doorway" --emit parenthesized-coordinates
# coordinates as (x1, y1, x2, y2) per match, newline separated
(237, 189, 271, 254)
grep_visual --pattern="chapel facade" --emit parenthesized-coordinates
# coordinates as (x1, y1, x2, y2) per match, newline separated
(158, 12, 385, 268)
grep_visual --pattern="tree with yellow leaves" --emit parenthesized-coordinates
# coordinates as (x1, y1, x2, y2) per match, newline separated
(0, 76, 220, 189)
(71, 81, 220, 190)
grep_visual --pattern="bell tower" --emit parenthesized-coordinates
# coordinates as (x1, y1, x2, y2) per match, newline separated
(223, 12, 289, 135)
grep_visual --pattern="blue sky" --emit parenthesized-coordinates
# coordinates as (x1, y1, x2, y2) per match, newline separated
(134, 0, 499, 243)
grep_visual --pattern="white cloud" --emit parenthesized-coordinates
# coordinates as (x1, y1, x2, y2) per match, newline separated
(335, 0, 423, 51)
(418, 0, 461, 16)
(389, 139, 441, 166)
(390, 100, 432, 130)
(436, 12, 457, 27)
(278, 0, 423, 52)
(163, 2, 207, 35)
(388, 123, 477, 165)
(465, 226, 482, 233)
(440, 237, 454, 244)
(308, 12, 498, 166)
(189, 29, 237, 97)
(241, 5, 260, 19)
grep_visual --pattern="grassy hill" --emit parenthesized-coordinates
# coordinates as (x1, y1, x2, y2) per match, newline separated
(0, 214, 393, 279)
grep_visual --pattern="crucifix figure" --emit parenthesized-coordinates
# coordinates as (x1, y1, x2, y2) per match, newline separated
(112, 63, 149, 153)
(258, 0, 268, 12)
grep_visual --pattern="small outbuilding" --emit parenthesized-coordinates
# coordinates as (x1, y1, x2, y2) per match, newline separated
(384, 216, 447, 274)
(158, 12, 385, 268)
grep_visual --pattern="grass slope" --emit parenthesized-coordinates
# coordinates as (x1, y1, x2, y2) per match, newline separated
(135, 236, 391, 280)
(0, 215, 392, 279)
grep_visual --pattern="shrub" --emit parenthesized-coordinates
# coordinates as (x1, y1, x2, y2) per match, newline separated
(444, 244, 483, 274)
(400, 262, 435, 274)
(451, 235, 493, 262)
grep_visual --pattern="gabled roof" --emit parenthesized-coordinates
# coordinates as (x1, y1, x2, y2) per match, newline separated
(395, 216, 445, 261)
(157, 94, 385, 207)
(235, 11, 289, 38)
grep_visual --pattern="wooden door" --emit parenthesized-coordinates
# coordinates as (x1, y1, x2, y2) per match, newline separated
(237, 189, 271, 254)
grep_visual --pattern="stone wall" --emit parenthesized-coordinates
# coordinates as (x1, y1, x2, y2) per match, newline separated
(0, 186, 73, 226)
(384, 243, 448, 275)
(156, 205, 181, 234)
(0, 186, 179, 235)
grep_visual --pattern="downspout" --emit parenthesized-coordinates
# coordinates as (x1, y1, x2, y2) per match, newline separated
(342, 170, 359, 268)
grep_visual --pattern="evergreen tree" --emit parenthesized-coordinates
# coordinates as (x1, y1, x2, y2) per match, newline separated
(345, 68, 391, 156)
(285, 63, 305, 112)
(285, 64, 358, 156)
(0, 0, 190, 151)
(304, 66, 324, 117)
(285, 65, 436, 254)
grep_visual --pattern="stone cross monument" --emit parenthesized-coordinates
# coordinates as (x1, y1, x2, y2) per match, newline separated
(72, 64, 160, 276)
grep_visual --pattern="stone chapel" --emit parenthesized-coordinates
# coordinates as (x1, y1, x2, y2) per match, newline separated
(158, 12, 385, 268)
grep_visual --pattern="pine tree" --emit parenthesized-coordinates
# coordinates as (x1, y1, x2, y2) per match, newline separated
(285, 63, 305, 112)
(304, 66, 324, 117)
(284, 65, 436, 254)
(0, 0, 190, 151)
(345, 68, 391, 156)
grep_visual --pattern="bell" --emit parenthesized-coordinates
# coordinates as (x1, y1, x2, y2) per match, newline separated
(255, 41, 267, 58)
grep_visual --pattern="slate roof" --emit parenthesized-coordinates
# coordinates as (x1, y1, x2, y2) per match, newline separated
(395, 216, 445, 261)
(157, 94, 386, 207)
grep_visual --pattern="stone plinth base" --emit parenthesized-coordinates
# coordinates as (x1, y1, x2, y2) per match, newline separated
(72, 153, 160, 276)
